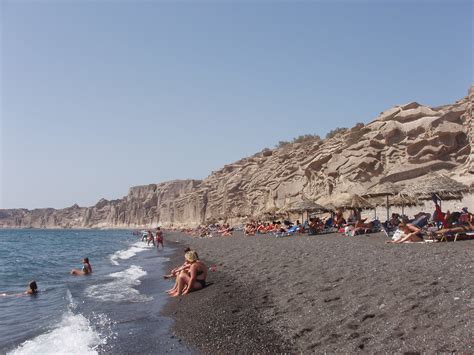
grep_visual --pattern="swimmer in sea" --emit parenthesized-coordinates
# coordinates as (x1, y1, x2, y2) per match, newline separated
(1, 281, 39, 297)
(70, 257, 92, 276)
(25, 280, 38, 295)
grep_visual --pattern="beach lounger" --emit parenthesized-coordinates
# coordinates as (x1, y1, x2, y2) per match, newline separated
(274, 225, 300, 237)
(435, 231, 474, 242)
(454, 231, 474, 241)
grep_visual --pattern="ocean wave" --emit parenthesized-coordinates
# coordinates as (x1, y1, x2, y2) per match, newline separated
(9, 311, 105, 355)
(85, 265, 152, 303)
(109, 241, 151, 266)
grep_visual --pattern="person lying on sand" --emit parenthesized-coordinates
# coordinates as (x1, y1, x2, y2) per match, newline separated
(346, 219, 375, 236)
(168, 250, 207, 297)
(70, 258, 92, 276)
(387, 223, 424, 243)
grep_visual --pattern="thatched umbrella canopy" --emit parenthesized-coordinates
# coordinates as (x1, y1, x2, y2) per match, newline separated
(326, 193, 374, 210)
(390, 194, 420, 207)
(285, 200, 328, 213)
(370, 193, 422, 216)
(281, 200, 328, 223)
(402, 174, 469, 205)
(363, 182, 404, 221)
(256, 207, 286, 221)
(369, 194, 421, 207)
(363, 182, 403, 197)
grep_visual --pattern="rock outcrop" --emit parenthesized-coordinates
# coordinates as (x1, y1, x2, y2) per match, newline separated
(1, 87, 473, 228)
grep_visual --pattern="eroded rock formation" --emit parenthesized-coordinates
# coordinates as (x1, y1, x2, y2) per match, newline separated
(1, 87, 473, 228)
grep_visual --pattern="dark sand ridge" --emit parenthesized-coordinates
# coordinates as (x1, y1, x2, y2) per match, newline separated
(163, 231, 473, 353)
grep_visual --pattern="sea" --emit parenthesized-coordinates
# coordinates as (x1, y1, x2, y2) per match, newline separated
(0, 229, 189, 355)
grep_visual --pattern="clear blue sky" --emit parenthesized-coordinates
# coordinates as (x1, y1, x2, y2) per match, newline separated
(1, 0, 472, 209)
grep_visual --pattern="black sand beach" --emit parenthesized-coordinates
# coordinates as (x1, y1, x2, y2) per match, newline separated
(163, 231, 473, 353)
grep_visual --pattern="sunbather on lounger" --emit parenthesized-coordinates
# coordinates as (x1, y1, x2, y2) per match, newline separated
(432, 222, 473, 236)
(351, 220, 375, 235)
(387, 223, 424, 243)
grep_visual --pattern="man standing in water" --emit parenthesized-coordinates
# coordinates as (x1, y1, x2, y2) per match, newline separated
(146, 230, 155, 246)
(156, 227, 164, 249)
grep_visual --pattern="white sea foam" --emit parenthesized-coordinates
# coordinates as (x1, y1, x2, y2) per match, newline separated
(85, 265, 152, 303)
(9, 311, 104, 355)
(109, 241, 150, 265)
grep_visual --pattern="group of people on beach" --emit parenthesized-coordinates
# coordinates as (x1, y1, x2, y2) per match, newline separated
(135, 227, 165, 248)
(172, 198, 473, 244)
(180, 224, 233, 238)
(384, 197, 473, 243)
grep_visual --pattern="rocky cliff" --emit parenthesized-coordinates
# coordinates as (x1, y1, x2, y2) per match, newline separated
(1, 87, 473, 228)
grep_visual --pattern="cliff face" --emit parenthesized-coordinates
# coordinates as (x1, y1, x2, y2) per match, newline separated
(1, 88, 473, 228)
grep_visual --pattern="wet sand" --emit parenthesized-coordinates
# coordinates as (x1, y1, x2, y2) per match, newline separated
(163, 231, 473, 353)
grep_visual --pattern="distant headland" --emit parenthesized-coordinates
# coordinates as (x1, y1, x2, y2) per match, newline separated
(1, 86, 472, 229)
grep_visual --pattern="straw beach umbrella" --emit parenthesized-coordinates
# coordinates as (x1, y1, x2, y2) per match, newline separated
(319, 193, 373, 223)
(257, 207, 286, 221)
(376, 193, 421, 216)
(284, 200, 328, 223)
(402, 173, 469, 208)
(326, 193, 374, 210)
(362, 182, 403, 221)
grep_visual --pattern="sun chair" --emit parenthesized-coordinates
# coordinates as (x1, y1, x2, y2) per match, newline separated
(435, 230, 474, 242)
(454, 231, 474, 241)
(274, 225, 299, 237)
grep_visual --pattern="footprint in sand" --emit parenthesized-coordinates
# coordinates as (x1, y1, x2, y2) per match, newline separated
(361, 313, 376, 322)
(348, 332, 360, 339)
(292, 327, 314, 339)
(323, 296, 341, 303)
(346, 321, 359, 330)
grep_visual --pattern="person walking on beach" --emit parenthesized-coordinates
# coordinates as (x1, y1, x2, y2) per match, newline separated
(70, 257, 93, 276)
(155, 227, 164, 249)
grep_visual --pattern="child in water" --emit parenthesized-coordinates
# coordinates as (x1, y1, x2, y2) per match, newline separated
(70, 258, 92, 276)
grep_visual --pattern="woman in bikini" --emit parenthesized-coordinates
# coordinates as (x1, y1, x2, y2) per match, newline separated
(169, 250, 207, 297)
(387, 223, 424, 243)
(70, 257, 93, 276)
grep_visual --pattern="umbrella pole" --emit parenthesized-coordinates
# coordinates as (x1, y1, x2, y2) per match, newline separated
(386, 195, 389, 222)
(402, 203, 404, 216)
(374, 205, 377, 220)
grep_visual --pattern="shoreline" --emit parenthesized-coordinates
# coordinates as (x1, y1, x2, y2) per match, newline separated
(161, 235, 292, 353)
(161, 231, 473, 353)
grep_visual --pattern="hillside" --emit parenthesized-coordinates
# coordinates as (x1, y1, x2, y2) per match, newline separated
(1, 86, 472, 228)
